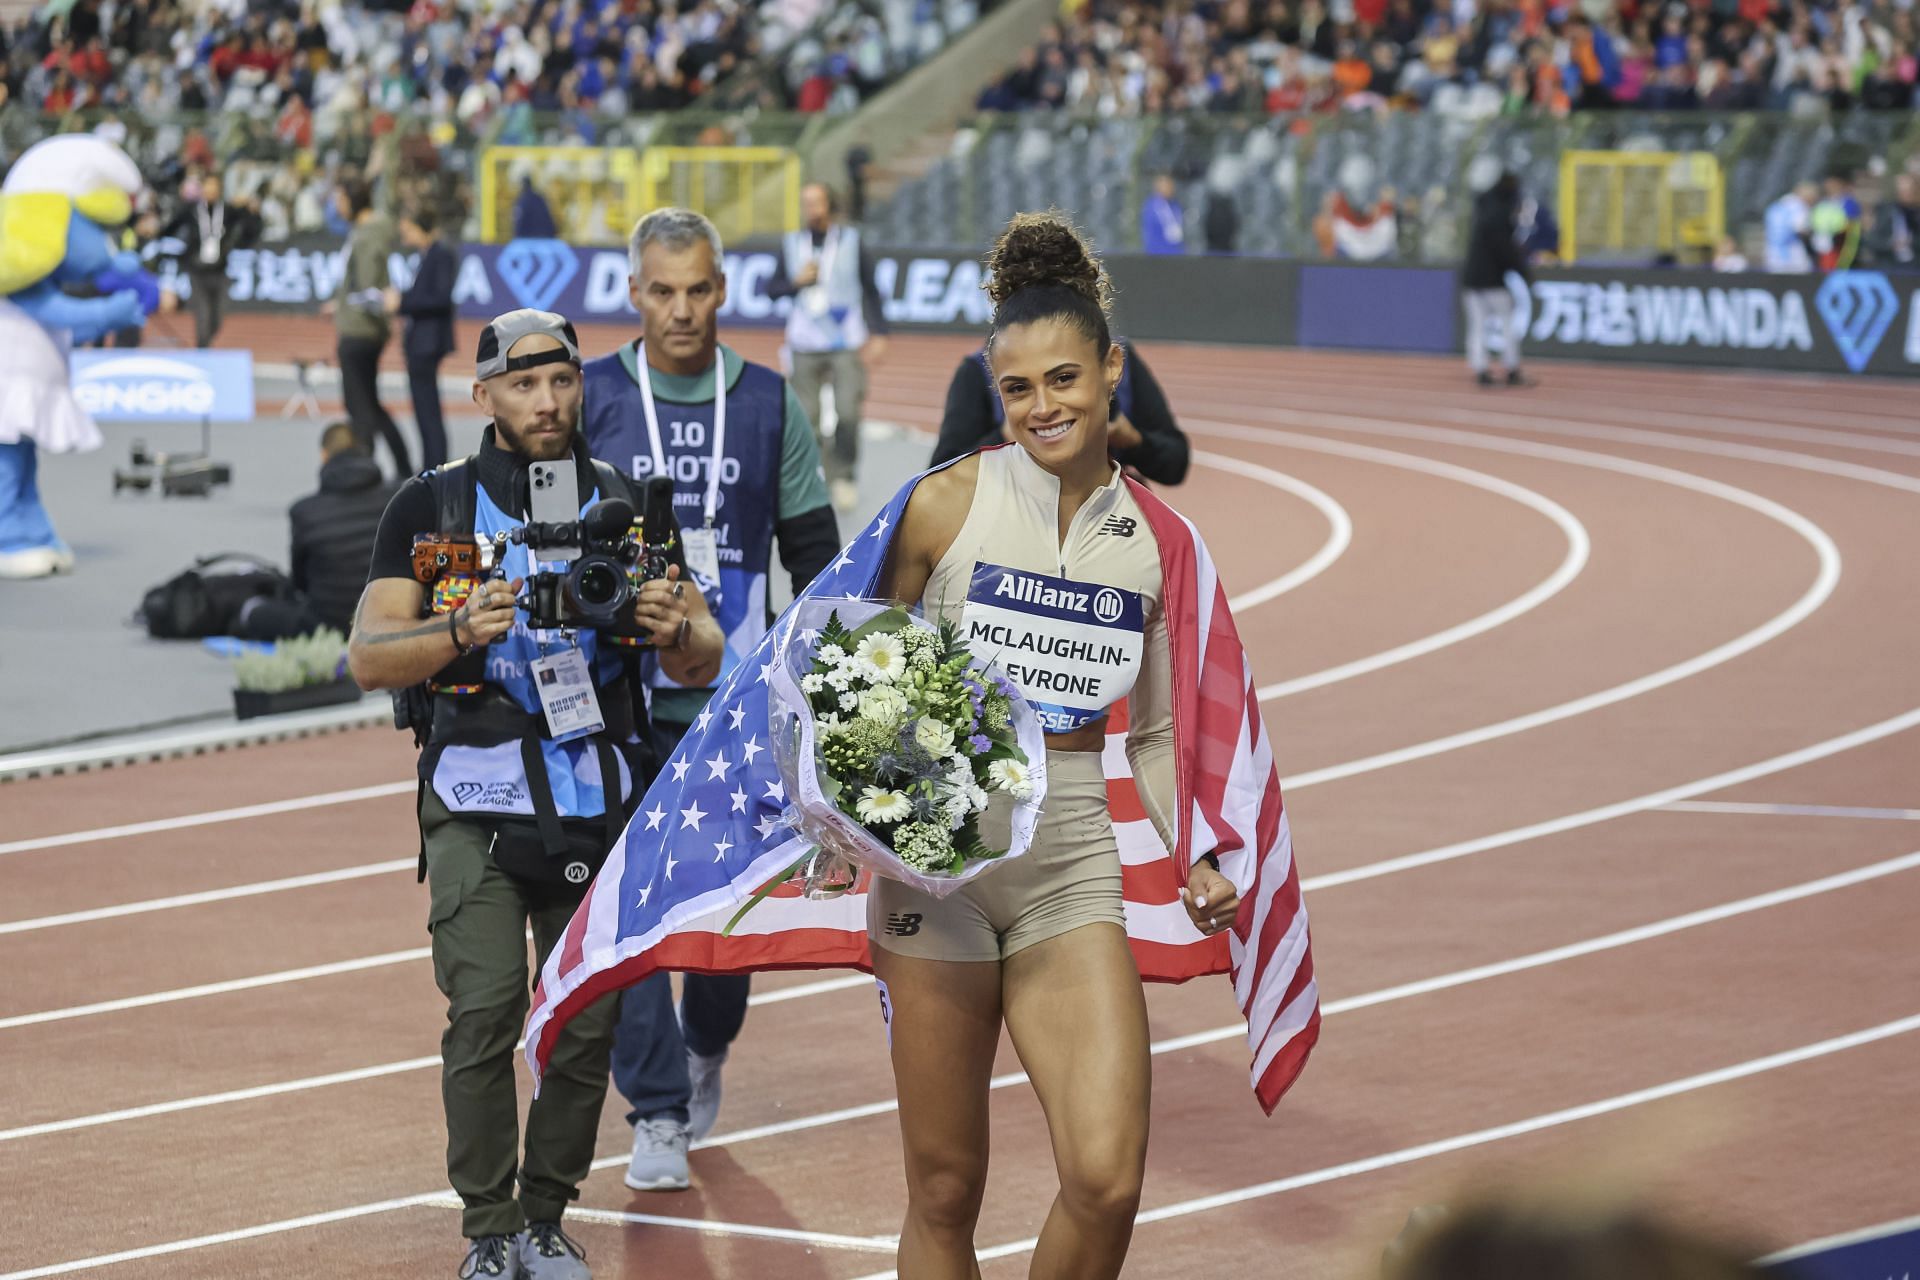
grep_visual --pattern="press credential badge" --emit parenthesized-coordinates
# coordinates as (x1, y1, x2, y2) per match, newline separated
(530, 647, 606, 742)
(682, 527, 722, 587)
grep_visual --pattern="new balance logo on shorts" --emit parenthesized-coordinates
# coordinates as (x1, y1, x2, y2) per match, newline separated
(884, 913, 924, 937)
(1099, 516, 1137, 537)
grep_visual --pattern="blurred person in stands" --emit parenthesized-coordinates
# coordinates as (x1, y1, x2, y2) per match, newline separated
(1712, 235, 1750, 272)
(1382, 1196, 1762, 1280)
(766, 181, 889, 513)
(1882, 173, 1920, 267)
(1461, 171, 1533, 389)
(1811, 170, 1865, 272)
(240, 421, 398, 639)
(1203, 187, 1241, 255)
(161, 172, 260, 349)
(389, 205, 457, 470)
(931, 338, 1190, 486)
(1140, 173, 1185, 255)
(514, 173, 558, 239)
(1763, 182, 1818, 273)
(326, 177, 412, 477)
(583, 208, 842, 1193)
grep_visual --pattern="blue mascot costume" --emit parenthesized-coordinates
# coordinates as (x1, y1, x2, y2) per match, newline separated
(0, 134, 158, 579)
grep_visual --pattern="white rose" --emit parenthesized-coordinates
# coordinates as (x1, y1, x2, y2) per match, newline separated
(858, 685, 908, 723)
(913, 717, 956, 759)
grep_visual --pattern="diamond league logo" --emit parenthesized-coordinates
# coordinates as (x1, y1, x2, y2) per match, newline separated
(496, 238, 580, 312)
(1813, 271, 1899, 374)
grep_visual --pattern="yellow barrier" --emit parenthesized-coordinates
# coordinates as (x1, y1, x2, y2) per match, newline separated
(1558, 150, 1724, 264)
(478, 145, 801, 247)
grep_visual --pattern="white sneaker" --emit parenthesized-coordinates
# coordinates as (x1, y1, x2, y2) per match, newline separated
(0, 546, 70, 579)
(687, 1049, 727, 1142)
(624, 1116, 690, 1191)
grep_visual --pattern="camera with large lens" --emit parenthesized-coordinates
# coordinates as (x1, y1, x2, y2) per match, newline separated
(513, 474, 678, 638)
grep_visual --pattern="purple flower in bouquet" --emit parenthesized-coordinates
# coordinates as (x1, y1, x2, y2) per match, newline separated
(968, 733, 992, 755)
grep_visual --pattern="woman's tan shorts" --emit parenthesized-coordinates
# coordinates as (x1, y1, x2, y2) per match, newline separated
(867, 749, 1126, 963)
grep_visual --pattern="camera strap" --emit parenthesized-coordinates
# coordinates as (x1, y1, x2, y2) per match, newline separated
(634, 340, 726, 587)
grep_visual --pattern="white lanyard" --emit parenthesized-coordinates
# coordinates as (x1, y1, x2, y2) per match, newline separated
(634, 341, 726, 528)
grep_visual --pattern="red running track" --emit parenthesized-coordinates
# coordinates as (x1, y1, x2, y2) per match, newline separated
(4, 330, 1920, 1278)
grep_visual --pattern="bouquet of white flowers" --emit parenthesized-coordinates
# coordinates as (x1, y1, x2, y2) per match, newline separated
(733, 597, 1048, 920)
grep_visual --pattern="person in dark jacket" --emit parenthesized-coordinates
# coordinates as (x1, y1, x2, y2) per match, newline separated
(930, 338, 1190, 485)
(388, 207, 457, 469)
(287, 422, 397, 633)
(1461, 172, 1534, 388)
(513, 175, 558, 238)
(160, 173, 261, 348)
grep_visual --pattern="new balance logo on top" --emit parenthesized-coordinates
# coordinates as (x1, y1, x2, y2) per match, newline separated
(1099, 516, 1137, 537)
(884, 913, 924, 937)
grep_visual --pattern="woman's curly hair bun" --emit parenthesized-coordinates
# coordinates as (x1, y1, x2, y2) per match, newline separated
(984, 211, 1111, 313)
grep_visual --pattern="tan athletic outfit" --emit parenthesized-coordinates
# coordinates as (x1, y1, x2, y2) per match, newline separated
(869, 444, 1177, 962)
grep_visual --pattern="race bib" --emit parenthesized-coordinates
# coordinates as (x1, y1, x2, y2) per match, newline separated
(961, 562, 1143, 733)
(530, 647, 606, 743)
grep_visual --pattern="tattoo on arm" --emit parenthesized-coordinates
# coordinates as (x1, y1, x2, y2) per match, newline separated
(360, 617, 449, 646)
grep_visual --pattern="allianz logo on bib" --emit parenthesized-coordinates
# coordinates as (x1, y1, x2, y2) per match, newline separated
(994, 571, 1095, 614)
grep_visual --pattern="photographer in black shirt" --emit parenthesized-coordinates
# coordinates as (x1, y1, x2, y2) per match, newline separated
(348, 308, 723, 1280)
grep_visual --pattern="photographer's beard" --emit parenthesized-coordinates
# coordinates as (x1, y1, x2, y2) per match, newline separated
(492, 407, 578, 463)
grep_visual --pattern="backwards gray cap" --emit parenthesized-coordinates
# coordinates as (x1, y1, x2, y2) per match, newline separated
(474, 308, 583, 380)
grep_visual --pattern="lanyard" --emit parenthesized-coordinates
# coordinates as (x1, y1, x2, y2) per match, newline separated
(634, 340, 726, 528)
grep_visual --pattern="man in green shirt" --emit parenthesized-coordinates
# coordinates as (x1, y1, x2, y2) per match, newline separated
(581, 206, 842, 1191)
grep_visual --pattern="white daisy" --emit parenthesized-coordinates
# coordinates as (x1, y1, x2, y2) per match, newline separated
(987, 758, 1034, 800)
(839, 691, 860, 712)
(855, 632, 908, 684)
(818, 643, 846, 664)
(854, 786, 912, 824)
(824, 665, 856, 691)
(801, 673, 826, 694)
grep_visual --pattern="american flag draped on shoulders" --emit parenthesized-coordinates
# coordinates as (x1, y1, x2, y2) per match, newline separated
(525, 452, 1319, 1113)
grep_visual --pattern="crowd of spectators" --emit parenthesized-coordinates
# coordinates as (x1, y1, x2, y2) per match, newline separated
(976, 0, 1920, 119)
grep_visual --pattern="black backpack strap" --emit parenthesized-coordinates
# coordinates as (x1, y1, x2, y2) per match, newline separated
(431, 456, 476, 538)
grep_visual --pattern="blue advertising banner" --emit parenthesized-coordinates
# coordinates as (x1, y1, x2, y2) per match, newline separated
(69, 350, 257, 422)
(1297, 265, 1458, 353)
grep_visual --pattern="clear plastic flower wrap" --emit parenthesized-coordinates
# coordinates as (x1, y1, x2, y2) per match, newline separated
(748, 597, 1049, 905)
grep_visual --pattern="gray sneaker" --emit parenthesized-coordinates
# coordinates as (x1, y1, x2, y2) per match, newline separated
(687, 1049, 727, 1142)
(459, 1234, 520, 1278)
(517, 1223, 590, 1280)
(624, 1116, 691, 1191)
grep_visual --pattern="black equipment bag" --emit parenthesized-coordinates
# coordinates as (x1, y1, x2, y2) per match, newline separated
(138, 553, 293, 639)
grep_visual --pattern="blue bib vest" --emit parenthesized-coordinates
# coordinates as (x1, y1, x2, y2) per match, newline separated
(978, 340, 1136, 429)
(427, 479, 635, 821)
(582, 344, 786, 706)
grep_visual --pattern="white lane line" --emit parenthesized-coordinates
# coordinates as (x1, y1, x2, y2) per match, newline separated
(1302, 706, 1920, 890)
(845, 1011, 1920, 1280)
(0, 1056, 446, 1142)
(563, 1206, 897, 1253)
(0, 958, 866, 1033)
(18, 834, 1905, 1190)
(0, 781, 416, 857)
(1662, 801, 1920, 821)
(1759, 1211, 1920, 1264)
(1183, 419, 1844, 788)
(0, 1193, 453, 1280)
(0, 860, 416, 937)
(1191, 449, 1352, 611)
(11, 849, 1910, 1273)
(0, 975, 876, 1143)
(1224, 430, 1590, 700)
(0, 948, 433, 1030)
